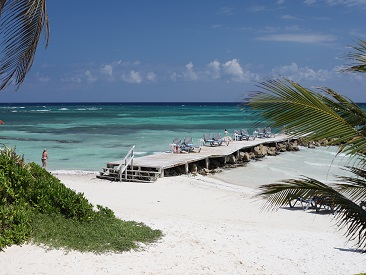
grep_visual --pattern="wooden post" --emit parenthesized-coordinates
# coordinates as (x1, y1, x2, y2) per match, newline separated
(205, 157, 209, 169)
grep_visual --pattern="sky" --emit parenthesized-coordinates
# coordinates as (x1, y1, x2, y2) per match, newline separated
(1, 0, 366, 103)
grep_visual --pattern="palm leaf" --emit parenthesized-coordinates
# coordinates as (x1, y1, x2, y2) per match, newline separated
(337, 166, 366, 203)
(342, 39, 366, 73)
(249, 79, 366, 161)
(0, 0, 49, 90)
(319, 87, 366, 127)
(256, 177, 366, 250)
(256, 176, 335, 211)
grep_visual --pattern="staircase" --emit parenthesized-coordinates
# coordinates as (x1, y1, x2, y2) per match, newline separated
(97, 146, 161, 182)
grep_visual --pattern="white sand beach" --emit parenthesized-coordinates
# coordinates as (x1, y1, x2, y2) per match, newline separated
(1, 167, 365, 275)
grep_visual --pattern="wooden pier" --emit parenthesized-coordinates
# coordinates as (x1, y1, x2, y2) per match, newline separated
(97, 134, 294, 182)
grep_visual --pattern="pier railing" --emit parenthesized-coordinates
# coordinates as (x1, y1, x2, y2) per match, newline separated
(118, 145, 135, 181)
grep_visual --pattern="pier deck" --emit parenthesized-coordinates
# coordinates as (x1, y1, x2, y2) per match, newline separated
(98, 134, 292, 181)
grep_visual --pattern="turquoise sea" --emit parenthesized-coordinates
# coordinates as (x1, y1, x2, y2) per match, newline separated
(0, 102, 266, 172)
(0, 102, 362, 183)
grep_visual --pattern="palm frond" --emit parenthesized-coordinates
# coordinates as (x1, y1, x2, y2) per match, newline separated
(249, 78, 366, 160)
(256, 177, 366, 250)
(342, 39, 366, 73)
(337, 166, 366, 202)
(256, 176, 335, 211)
(0, 0, 49, 90)
(319, 87, 366, 127)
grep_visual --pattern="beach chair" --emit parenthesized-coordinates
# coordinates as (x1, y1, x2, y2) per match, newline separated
(203, 133, 221, 146)
(264, 127, 275, 138)
(241, 129, 255, 141)
(233, 130, 243, 141)
(214, 133, 229, 146)
(289, 195, 336, 214)
(182, 137, 201, 153)
(172, 138, 193, 153)
(289, 196, 316, 210)
(255, 128, 265, 138)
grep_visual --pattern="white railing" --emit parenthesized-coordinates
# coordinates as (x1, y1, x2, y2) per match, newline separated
(118, 145, 135, 181)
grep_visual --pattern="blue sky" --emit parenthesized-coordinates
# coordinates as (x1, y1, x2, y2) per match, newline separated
(1, 0, 366, 103)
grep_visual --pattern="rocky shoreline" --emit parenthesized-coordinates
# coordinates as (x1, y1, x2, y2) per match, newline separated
(165, 137, 334, 177)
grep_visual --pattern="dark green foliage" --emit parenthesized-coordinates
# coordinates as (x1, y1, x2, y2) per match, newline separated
(250, 40, 366, 251)
(0, 146, 162, 252)
(0, 202, 33, 248)
(26, 163, 95, 221)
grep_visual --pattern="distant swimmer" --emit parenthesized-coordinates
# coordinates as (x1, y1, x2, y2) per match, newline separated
(0, 120, 5, 124)
(41, 148, 48, 168)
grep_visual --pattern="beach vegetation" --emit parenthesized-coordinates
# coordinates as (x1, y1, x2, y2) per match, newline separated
(0, 146, 162, 253)
(249, 39, 366, 251)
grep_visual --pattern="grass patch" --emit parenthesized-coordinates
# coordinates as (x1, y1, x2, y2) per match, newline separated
(31, 212, 162, 253)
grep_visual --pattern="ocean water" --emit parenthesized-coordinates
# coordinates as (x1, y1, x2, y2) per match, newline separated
(0, 102, 263, 172)
(209, 145, 355, 188)
(0, 102, 360, 185)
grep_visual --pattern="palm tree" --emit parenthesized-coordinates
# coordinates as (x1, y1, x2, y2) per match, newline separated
(0, 0, 49, 90)
(249, 40, 366, 250)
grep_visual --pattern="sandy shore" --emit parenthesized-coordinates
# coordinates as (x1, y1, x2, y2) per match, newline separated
(1, 172, 365, 275)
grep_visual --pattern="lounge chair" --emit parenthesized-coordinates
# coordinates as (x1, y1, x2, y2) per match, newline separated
(203, 133, 221, 146)
(289, 195, 336, 214)
(214, 133, 229, 146)
(172, 138, 193, 153)
(182, 137, 201, 153)
(241, 129, 255, 141)
(289, 196, 316, 210)
(233, 129, 243, 141)
(264, 127, 275, 138)
(256, 128, 265, 138)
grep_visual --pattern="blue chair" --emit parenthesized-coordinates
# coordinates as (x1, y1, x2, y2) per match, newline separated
(203, 133, 219, 146)
(172, 138, 193, 153)
(182, 137, 201, 153)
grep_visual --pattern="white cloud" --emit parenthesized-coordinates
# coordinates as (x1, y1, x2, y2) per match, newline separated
(61, 76, 82, 83)
(84, 70, 97, 83)
(35, 72, 50, 83)
(184, 62, 198, 81)
(121, 71, 142, 84)
(223, 59, 244, 80)
(325, 0, 366, 7)
(206, 60, 221, 79)
(272, 62, 331, 82)
(257, 33, 337, 43)
(304, 0, 317, 4)
(100, 64, 113, 76)
(217, 7, 234, 16)
(281, 15, 297, 19)
(147, 72, 156, 81)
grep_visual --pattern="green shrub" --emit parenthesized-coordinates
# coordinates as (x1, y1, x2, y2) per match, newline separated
(0, 146, 162, 252)
(0, 202, 33, 248)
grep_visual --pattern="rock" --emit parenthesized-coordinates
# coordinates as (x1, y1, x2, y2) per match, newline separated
(238, 152, 244, 161)
(277, 143, 287, 152)
(243, 152, 251, 161)
(267, 147, 277, 156)
(226, 154, 236, 164)
(254, 144, 268, 157)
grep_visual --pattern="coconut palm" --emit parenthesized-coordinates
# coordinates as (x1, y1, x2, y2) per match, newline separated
(0, 0, 49, 90)
(249, 40, 366, 250)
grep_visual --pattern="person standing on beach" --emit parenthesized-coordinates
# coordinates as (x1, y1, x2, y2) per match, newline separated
(41, 148, 48, 168)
